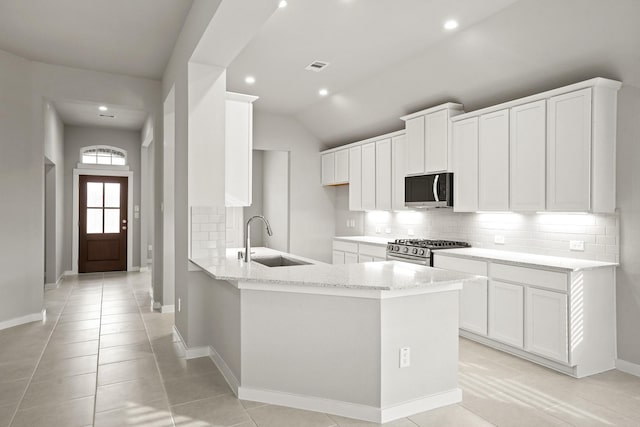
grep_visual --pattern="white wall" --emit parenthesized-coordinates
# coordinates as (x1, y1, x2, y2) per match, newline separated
(63, 126, 143, 270)
(262, 150, 289, 252)
(0, 49, 43, 325)
(244, 150, 265, 247)
(253, 111, 336, 263)
(43, 102, 65, 283)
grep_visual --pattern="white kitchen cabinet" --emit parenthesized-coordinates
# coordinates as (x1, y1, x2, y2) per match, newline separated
(321, 149, 349, 186)
(344, 252, 359, 264)
(452, 117, 478, 212)
(478, 109, 509, 211)
(526, 287, 568, 363)
(358, 255, 374, 263)
(547, 88, 592, 211)
(401, 103, 464, 175)
(510, 100, 546, 211)
(391, 134, 407, 211)
(375, 138, 392, 211)
(349, 146, 362, 211)
(332, 250, 345, 265)
(361, 143, 376, 210)
(225, 92, 257, 207)
(321, 152, 335, 186)
(489, 280, 524, 348)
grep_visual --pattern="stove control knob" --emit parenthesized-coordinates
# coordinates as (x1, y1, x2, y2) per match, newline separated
(419, 249, 425, 256)
(412, 248, 418, 254)
(402, 247, 409, 253)
(394, 246, 399, 251)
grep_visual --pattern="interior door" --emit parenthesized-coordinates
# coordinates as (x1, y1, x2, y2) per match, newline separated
(79, 175, 128, 273)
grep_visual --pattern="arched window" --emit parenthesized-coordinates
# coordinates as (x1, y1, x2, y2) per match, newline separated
(80, 146, 127, 166)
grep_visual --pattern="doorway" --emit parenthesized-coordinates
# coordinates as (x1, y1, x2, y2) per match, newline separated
(78, 175, 128, 273)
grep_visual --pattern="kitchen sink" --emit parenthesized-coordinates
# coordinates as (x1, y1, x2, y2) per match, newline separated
(251, 255, 311, 268)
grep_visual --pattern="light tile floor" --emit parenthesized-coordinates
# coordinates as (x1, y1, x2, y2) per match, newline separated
(0, 271, 638, 426)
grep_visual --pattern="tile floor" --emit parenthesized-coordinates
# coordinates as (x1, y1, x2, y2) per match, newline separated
(0, 271, 639, 426)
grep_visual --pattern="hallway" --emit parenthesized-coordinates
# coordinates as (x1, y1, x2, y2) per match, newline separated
(0, 272, 639, 426)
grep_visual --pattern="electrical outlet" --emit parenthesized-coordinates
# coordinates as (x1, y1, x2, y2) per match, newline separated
(375, 227, 382, 234)
(494, 235, 505, 244)
(385, 228, 391, 234)
(407, 229, 415, 236)
(148, 245, 153, 251)
(178, 298, 182, 312)
(399, 347, 411, 368)
(570, 240, 585, 251)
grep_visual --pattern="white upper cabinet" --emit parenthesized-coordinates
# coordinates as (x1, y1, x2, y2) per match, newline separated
(478, 109, 510, 211)
(401, 103, 464, 175)
(547, 88, 592, 212)
(510, 100, 546, 211)
(452, 117, 478, 212)
(375, 138, 392, 211)
(361, 142, 376, 210)
(392, 134, 407, 211)
(225, 92, 257, 207)
(348, 146, 362, 211)
(321, 149, 349, 186)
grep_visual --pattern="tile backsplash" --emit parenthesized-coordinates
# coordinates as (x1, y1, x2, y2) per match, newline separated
(190, 206, 226, 259)
(364, 210, 619, 263)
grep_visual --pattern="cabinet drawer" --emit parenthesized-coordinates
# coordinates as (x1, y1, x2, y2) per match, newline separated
(491, 263, 567, 292)
(433, 255, 487, 276)
(333, 240, 358, 253)
(358, 243, 386, 258)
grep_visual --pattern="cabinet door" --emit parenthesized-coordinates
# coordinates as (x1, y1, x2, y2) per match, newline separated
(452, 117, 478, 212)
(344, 252, 359, 264)
(335, 149, 349, 184)
(510, 100, 546, 211)
(349, 146, 362, 211)
(372, 256, 387, 262)
(460, 278, 489, 336)
(321, 152, 335, 185)
(405, 116, 425, 175)
(489, 280, 524, 348)
(358, 254, 374, 263)
(526, 287, 568, 363)
(361, 143, 376, 210)
(392, 134, 407, 211)
(332, 250, 345, 264)
(375, 138, 392, 211)
(225, 98, 253, 206)
(479, 109, 509, 211)
(425, 109, 449, 173)
(547, 88, 592, 211)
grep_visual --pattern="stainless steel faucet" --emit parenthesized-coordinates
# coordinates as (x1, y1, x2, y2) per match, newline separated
(243, 215, 273, 262)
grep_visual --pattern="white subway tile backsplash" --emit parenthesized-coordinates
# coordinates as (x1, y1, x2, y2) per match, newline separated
(191, 206, 226, 260)
(365, 210, 619, 263)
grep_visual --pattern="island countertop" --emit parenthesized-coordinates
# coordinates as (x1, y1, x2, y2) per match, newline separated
(189, 247, 477, 296)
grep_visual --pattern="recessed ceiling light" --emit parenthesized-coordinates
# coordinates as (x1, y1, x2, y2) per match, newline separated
(245, 76, 256, 84)
(444, 20, 459, 30)
(98, 105, 108, 111)
(318, 88, 329, 97)
(278, 0, 288, 8)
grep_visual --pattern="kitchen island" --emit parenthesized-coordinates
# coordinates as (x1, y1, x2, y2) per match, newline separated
(183, 248, 477, 423)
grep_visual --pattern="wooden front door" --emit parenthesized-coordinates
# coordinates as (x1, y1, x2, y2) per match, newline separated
(79, 175, 128, 273)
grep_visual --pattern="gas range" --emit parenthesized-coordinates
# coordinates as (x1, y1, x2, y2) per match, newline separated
(386, 239, 470, 266)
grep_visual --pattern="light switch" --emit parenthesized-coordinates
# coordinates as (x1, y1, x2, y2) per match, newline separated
(494, 235, 505, 244)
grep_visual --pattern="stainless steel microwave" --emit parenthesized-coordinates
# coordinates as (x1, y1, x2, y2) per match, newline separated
(405, 173, 454, 208)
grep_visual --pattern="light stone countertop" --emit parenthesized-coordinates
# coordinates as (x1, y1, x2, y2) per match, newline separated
(435, 247, 618, 272)
(189, 247, 476, 295)
(333, 235, 391, 246)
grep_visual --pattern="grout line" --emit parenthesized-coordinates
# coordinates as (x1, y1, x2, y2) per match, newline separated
(6, 275, 80, 426)
(91, 273, 105, 426)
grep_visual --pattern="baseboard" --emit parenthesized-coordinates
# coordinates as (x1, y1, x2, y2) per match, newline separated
(64, 270, 75, 276)
(160, 304, 175, 314)
(139, 266, 151, 272)
(0, 309, 46, 331)
(172, 326, 209, 359)
(129, 266, 141, 272)
(616, 359, 640, 377)
(44, 274, 64, 290)
(209, 345, 240, 395)
(237, 386, 461, 423)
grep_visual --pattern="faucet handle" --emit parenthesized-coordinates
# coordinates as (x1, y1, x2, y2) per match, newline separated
(237, 251, 244, 260)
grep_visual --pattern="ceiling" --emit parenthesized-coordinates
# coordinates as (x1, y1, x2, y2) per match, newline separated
(54, 100, 148, 131)
(0, 0, 193, 79)
(227, 0, 518, 115)
(227, 0, 640, 147)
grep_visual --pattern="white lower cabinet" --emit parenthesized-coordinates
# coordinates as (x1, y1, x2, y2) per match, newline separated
(344, 252, 359, 264)
(489, 280, 524, 348)
(525, 287, 568, 363)
(332, 250, 345, 265)
(333, 239, 386, 265)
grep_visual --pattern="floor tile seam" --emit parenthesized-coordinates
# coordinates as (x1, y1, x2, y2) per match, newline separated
(96, 353, 156, 368)
(131, 280, 177, 427)
(543, 399, 639, 424)
(91, 273, 106, 427)
(7, 277, 92, 426)
(25, 370, 98, 387)
(167, 391, 237, 410)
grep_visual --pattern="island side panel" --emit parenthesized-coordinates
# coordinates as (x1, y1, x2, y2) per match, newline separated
(381, 290, 460, 408)
(240, 289, 382, 407)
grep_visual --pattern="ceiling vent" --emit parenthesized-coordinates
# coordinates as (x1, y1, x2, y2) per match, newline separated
(305, 61, 330, 72)
(99, 114, 116, 119)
